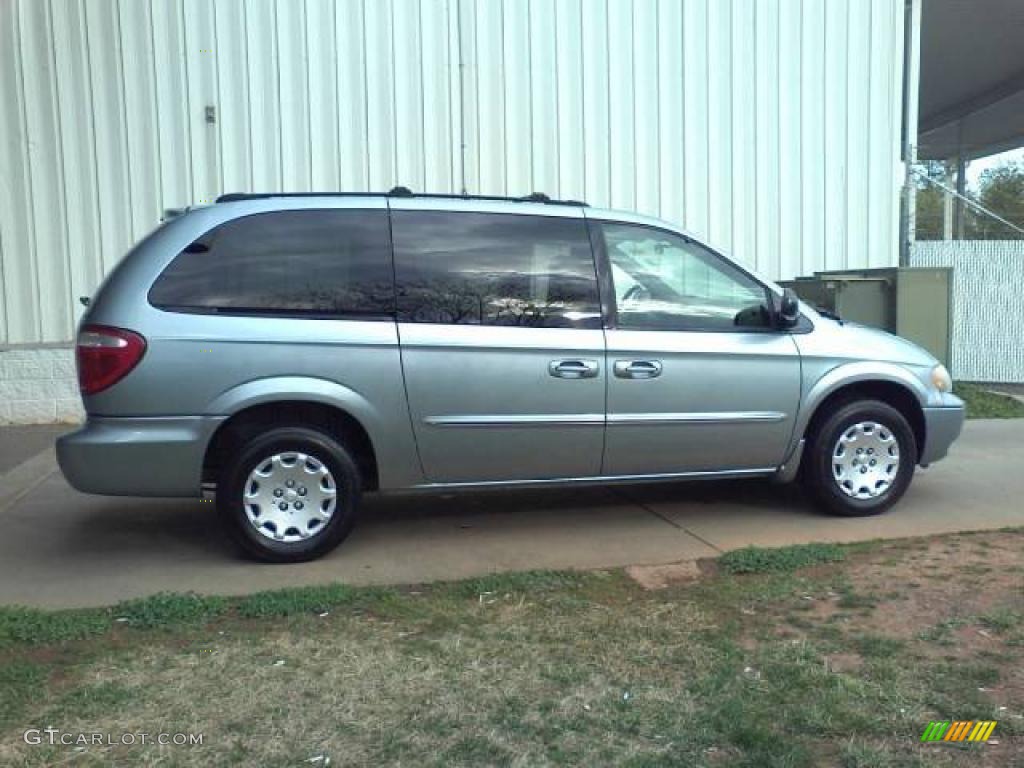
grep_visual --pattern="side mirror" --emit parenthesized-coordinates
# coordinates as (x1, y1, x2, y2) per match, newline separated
(777, 288, 800, 329)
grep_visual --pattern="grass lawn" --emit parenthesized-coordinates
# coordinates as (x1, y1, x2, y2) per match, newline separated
(958, 383, 1024, 419)
(1, 531, 1022, 767)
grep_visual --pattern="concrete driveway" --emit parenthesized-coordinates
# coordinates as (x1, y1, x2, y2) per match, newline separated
(1, 420, 1021, 609)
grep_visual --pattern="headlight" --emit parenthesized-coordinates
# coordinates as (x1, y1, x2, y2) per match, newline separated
(930, 364, 952, 393)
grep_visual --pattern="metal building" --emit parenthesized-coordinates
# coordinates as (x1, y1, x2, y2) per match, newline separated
(0, 0, 913, 348)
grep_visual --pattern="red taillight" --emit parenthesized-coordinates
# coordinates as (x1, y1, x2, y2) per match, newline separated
(76, 325, 147, 395)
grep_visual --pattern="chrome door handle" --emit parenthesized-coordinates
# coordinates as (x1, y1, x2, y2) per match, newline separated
(614, 360, 663, 379)
(549, 359, 599, 379)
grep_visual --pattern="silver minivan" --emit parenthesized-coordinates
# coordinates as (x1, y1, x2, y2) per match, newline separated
(57, 191, 965, 562)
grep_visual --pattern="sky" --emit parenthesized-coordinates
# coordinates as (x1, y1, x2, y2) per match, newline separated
(966, 146, 1024, 191)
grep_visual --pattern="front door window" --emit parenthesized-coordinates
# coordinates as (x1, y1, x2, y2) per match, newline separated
(601, 223, 771, 331)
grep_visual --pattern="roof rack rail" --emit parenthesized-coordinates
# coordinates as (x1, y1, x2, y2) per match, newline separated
(215, 192, 380, 203)
(215, 189, 587, 207)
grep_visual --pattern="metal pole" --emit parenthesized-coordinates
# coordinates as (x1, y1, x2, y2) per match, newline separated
(953, 155, 967, 239)
(942, 159, 954, 240)
(901, 166, 914, 266)
(899, 0, 922, 265)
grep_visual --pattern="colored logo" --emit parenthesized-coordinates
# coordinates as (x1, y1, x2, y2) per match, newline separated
(921, 721, 997, 742)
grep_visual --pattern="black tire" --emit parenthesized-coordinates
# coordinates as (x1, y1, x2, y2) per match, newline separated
(217, 426, 361, 562)
(803, 399, 916, 517)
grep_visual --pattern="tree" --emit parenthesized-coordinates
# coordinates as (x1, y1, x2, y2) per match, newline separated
(967, 161, 1024, 239)
(914, 159, 1024, 240)
(914, 160, 951, 240)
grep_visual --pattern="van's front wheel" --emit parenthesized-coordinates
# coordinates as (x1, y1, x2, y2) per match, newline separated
(218, 427, 361, 562)
(805, 399, 916, 517)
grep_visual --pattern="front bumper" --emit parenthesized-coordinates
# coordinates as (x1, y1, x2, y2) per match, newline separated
(56, 416, 223, 497)
(920, 395, 965, 465)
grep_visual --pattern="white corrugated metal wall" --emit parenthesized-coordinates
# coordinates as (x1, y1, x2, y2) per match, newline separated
(0, 0, 908, 346)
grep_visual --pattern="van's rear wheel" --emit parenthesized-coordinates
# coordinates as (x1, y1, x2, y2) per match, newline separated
(218, 426, 360, 562)
(804, 399, 916, 517)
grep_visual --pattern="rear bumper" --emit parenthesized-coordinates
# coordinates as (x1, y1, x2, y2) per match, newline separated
(56, 416, 223, 497)
(920, 396, 965, 465)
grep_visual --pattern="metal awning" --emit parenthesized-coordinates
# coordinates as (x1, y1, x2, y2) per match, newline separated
(918, 0, 1024, 160)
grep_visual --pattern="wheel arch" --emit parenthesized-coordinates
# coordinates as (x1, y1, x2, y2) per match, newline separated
(793, 364, 928, 468)
(202, 380, 382, 491)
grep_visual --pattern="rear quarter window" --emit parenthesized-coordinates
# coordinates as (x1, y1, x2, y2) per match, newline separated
(148, 209, 394, 318)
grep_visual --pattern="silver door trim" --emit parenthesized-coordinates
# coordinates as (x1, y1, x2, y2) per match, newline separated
(423, 414, 605, 428)
(607, 411, 787, 426)
(402, 467, 775, 491)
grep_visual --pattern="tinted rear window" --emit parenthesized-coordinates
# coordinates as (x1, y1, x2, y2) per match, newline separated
(391, 211, 601, 328)
(149, 209, 394, 318)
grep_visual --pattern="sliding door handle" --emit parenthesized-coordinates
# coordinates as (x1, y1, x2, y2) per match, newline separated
(614, 360, 663, 379)
(549, 359, 599, 379)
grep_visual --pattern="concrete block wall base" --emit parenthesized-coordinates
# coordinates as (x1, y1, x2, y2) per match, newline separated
(0, 345, 84, 425)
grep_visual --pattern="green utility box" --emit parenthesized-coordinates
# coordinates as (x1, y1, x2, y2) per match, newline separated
(779, 267, 952, 368)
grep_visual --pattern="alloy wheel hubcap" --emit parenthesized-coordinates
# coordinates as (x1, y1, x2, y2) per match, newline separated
(243, 452, 337, 542)
(831, 421, 900, 499)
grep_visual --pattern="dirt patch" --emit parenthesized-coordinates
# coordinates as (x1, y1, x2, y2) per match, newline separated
(823, 651, 863, 674)
(743, 532, 1022, 654)
(625, 560, 702, 590)
(810, 531, 1023, 649)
